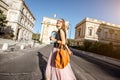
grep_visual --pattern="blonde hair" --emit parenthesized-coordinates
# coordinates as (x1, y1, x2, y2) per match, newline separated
(59, 18, 66, 32)
(59, 18, 68, 44)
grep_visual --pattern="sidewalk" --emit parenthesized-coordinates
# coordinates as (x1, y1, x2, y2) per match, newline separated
(71, 48, 120, 67)
(0, 44, 46, 65)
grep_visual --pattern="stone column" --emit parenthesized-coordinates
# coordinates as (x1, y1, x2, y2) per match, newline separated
(29, 32, 32, 40)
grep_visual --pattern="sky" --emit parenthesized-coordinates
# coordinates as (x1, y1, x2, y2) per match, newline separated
(24, 0, 120, 39)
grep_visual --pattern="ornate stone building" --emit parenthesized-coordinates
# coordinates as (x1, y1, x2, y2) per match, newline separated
(0, 0, 8, 15)
(0, 0, 35, 41)
(75, 17, 120, 47)
(40, 17, 69, 44)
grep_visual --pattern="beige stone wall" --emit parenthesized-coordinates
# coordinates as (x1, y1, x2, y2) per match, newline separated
(40, 17, 69, 44)
(40, 17, 58, 44)
(75, 17, 120, 46)
(0, 0, 9, 15)
(0, 0, 35, 42)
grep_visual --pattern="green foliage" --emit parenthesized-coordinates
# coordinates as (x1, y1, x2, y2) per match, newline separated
(83, 41, 114, 56)
(67, 39, 74, 46)
(72, 40, 120, 60)
(83, 40, 92, 51)
(0, 9, 14, 39)
(0, 26, 14, 39)
(88, 42, 100, 52)
(0, 10, 7, 27)
(32, 33, 40, 43)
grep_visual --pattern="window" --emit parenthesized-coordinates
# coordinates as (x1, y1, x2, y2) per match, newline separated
(22, 8, 24, 12)
(109, 33, 112, 39)
(105, 32, 108, 38)
(88, 28, 93, 36)
(78, 29, 81, 36)
(115, 34, 117, 40)
(75, 31, 77, 38)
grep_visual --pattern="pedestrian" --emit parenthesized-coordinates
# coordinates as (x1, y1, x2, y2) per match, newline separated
(45, 18, 76, 80)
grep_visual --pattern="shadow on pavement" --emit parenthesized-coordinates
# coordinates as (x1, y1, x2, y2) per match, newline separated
(37, 52, 47, 80)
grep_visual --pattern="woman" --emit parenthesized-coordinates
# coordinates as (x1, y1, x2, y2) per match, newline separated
(45, 18, 76, 80)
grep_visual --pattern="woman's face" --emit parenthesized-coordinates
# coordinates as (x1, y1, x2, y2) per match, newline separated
(56, 20, 63, 29)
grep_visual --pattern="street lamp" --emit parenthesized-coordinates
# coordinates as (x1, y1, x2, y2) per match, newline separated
(68, 23, 72, 39)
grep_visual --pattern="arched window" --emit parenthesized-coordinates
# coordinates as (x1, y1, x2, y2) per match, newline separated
(88, 27, 93, 36)
(51, 31, 57, 38)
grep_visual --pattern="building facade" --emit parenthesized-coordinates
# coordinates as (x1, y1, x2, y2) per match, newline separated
(75, 17, 120, 47)
(0, 0, 35, 41)
(0, 0, 8, 15)
(40, 17, 69, 44)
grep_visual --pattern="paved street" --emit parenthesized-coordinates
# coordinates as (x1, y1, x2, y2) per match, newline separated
(70, 49, 120, 80)
(38, 45, 120, 80)
(0, 44, 47, 80)
(0, 44, 120, 80)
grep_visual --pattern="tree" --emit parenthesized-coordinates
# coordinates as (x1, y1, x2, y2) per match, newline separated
(32, 33, 40, 43)
(67, 39, 75, 46)
(0, 9, 14, 39)
(0, 10, 7, 27)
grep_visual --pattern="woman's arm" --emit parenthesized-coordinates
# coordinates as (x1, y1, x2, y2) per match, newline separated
(57, 29, 66, 45)
(59, 29, 73, 55)
(50, 29, 65, 44)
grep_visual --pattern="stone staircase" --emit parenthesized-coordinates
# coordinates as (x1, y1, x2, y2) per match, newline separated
(8, 44, 20, 51)
(0, 44, 2, 49)
(0, 38, 32, 51)
(0, 38, 17, 45)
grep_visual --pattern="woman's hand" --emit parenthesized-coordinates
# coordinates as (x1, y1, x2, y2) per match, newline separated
(68, 50, 73, 55)
(50, 36, 56, 42)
